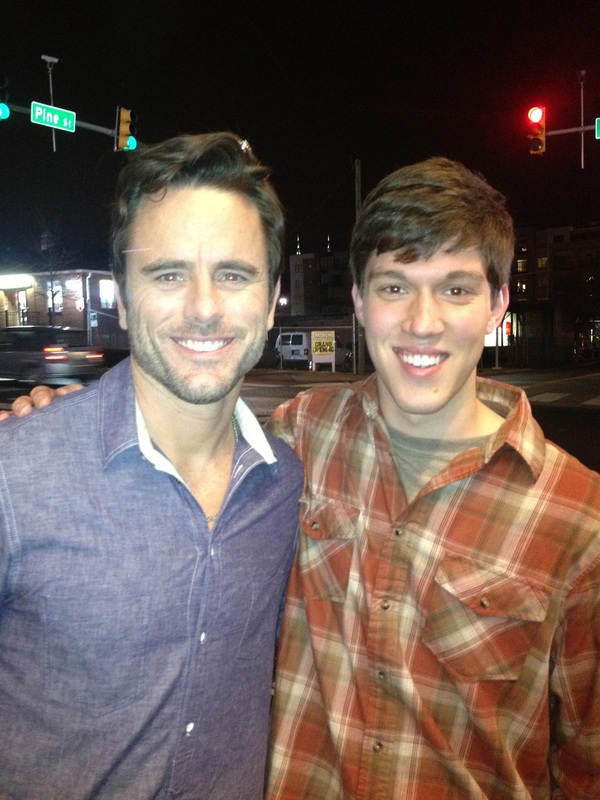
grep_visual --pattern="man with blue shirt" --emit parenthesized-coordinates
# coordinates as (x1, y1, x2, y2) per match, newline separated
(0, 132, 303, 799)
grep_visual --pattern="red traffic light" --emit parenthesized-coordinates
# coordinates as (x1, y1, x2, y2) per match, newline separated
(527, 106, 544, 124)
(527, 106, 546, 155)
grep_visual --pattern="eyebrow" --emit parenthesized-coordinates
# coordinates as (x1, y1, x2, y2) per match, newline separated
(138, 259, 264, 277)
(368, 268, 486, 284)
(139, 259, 190, 276)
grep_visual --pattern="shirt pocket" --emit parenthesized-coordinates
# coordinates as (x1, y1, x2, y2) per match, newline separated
(297, 495, 359, 602)
(42, 592, 153, 717)
(422, 555, 551, 682)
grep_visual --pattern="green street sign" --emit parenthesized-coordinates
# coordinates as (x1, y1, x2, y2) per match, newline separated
(596, 117, 600, 140)
(30, 100, 76, 133)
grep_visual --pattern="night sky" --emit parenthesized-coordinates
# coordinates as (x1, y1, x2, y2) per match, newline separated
(2, 0, 600, 273)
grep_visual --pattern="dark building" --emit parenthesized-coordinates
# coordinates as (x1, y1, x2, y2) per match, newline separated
(508, 224, 600, 366)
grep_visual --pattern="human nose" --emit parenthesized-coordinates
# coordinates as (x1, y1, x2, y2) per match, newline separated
(183, 273, 221, 320)
(401, 290, 444, 338)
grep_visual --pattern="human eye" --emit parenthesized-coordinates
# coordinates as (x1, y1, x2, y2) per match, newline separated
(216, 261, 260, 288)
(442, 284, 476, 302)
(220, 271, 247, 284)
(440, 271, 486, 301)
(157, 271, 185, 283)
(375, 282, 408, 298)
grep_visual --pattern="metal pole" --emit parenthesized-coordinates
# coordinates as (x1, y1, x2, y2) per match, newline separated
(493, 324, 500, 369)
(354, 159, 366, 374)
(86, 273, 92, 345)
(42, 55, 59, 152)
(578, 70, 586, 170)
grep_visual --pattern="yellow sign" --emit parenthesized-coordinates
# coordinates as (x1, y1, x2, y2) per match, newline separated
(311, 330, 335, 355)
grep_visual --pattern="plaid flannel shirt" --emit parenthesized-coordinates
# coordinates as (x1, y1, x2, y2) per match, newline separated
(266, 375, 600, 800)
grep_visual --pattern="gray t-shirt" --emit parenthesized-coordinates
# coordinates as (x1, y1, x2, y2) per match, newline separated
(387, 426, 490, 503)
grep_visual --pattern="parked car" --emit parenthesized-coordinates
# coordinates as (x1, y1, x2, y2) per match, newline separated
(0, 326, 106, 384)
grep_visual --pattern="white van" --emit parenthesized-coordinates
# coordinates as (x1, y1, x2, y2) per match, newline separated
(275, 332, 310, 368)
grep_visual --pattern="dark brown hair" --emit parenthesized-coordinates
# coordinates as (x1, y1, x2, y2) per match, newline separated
(111, 132, 284, 302)
(350, 157, 515, 300)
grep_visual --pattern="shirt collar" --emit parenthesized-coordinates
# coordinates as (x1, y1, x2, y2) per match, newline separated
(476, 377, 545, 479)
(136, 395, 278, 479)
(354, 373, 546, 481)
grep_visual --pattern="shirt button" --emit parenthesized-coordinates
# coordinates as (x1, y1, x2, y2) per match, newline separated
(372, 740, 384, 752)
(311, 521, 319, 530)
(185, 722, 194, 736)
(377, 670, 385, 681)
(200, 631, 206, 643)
(480, 597, 491, 609)
(381, 598, 391, 610)
(395, 527, 402, 536)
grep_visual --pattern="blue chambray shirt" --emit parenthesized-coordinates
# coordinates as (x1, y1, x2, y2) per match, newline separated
(0, 358, 303, 800)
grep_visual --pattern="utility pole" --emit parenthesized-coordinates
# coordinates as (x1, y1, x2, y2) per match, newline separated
(578, 70, 586, 170)
(41, 55, 59, 153)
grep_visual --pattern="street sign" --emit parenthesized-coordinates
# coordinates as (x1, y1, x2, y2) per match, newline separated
(596, 117, 600, 139)
(30, 100, 76, 133)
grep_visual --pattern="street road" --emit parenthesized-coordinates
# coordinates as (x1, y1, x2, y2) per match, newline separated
(0, 364, 598, 472)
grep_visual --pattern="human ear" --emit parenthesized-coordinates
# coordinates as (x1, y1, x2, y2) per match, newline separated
(487, 284, 509, 334)
(115, 283, 129, 332)
(352, 283, 365, 326)
(267, 278, 281, 330)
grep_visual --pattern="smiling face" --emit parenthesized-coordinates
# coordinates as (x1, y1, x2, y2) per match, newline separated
(352, 247, 509, 439)
(117, 185, 278, 407)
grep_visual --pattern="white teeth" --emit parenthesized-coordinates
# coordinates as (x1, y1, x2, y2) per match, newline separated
(179, 339, 227, 353)
(400, 353, 445, 368)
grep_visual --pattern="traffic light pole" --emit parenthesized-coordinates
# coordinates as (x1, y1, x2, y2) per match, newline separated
(42, 55, 58, 153)
(579, 70, 585, 169)
(542, 70, 594, 169)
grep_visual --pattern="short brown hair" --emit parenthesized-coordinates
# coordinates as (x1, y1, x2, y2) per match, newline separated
(350, 157, 514, 299)
(111, 132, 284, 302)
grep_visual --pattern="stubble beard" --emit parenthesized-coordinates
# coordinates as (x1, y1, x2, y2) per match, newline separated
(128, 317, 267, 405)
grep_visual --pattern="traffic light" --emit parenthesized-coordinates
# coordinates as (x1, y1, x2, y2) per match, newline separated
(114, 106, 137, 151)
(527, 106, 546, 155)
(0, 73, 9, 120)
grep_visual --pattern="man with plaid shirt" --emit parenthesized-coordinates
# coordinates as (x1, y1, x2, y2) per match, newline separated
(266, 158, 600, 799)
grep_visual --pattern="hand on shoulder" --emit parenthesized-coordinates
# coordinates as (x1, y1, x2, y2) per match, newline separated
(0, 383, 86, 421)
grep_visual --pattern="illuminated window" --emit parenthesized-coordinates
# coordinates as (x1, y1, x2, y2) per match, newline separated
(47, 280, 63, 313)
(537, 257, 548, 270)
(516, 259, 528, 273)
(99, 279, 116, 309)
